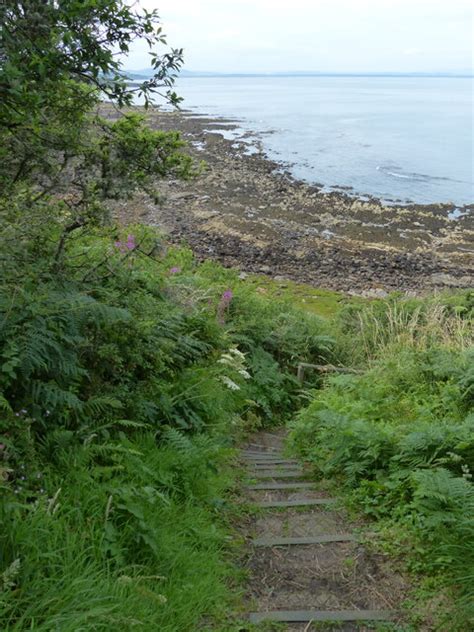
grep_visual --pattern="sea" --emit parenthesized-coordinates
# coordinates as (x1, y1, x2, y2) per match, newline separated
(167, 75, 473, 207)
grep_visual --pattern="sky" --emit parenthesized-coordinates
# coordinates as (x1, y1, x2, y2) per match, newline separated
(126, 0, 474, 74)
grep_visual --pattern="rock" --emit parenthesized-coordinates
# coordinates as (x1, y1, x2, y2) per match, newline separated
(238, 272, 248, 280)
(431, 273, 473, 287)
(360, 288, 389, 299)
(258, 265, 272, 274)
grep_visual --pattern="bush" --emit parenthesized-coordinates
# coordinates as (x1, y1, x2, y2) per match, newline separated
(0, 217, 334, 629)
(289, 295, 474, 627)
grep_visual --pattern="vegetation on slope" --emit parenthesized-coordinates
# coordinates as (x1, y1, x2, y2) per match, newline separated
(0, 2, 333, 627)
(1, 2, 472, 630)
(289, 294, 474, 628)
(0, 220, 334, 629)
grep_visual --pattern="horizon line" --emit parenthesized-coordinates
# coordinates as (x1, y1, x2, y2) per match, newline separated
(125, 68, 473, 78)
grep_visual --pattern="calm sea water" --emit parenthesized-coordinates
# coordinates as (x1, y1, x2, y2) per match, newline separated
(170, 76, 473, 206)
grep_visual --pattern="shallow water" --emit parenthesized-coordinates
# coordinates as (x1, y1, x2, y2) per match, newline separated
(170, 76, 474, 206)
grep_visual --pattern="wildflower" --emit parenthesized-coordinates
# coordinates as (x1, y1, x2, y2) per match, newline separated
(217, 289, 234, 324)
(229, 347, 246, 360)
(114, 234, 136, 253)
(217, 354, 234, 365)
(169, 266, 181, 275)
(126, 234, 136, 250)
(238, 369, 251, 379)
(219, 376, 241, 391)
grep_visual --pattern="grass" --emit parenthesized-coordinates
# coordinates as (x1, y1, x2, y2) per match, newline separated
(2, 212, 472, 629)
(289, 292, 474, 629)
(1, 433, 244, 631)
(244, 274, 354, 319)
(1, 220, 342, 630)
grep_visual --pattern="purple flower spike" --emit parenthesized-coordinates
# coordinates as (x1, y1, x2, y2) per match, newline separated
(217, 289, 233, 325)
(126, 234, 136, 250)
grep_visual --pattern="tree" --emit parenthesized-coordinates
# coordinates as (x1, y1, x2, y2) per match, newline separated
(0, 0, 193, 264)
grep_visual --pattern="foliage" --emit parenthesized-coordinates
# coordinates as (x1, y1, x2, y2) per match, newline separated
(0, 432, 238, 631)
(289, 296, 474, 628)
(0, 1, 340, 628)
(0, 214, 333, 628)
(0, 0, 193, 258)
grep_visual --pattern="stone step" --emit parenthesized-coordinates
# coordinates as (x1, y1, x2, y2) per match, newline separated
(249, 609, 394, 624)
(247, 460, 302, 470)
(247, 482, 315, 490)
(241, 452, 285, 458)
(252, 534, 355, 546)
(252, 470, 306, 479)
(252, 465, 307, 476)
(256, 498, 335, 508)
(246, 443, 280, 452)
(243, 458, 298, 464)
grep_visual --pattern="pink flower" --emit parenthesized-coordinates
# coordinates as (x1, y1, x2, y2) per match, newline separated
(169, 266, 181, 275)
(114, 234, 136, 253)
(217, 289, 233, 324)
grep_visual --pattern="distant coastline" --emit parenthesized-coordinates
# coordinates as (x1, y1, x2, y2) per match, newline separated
(126, 68, 474, 79)
(104, 105, 474, 294)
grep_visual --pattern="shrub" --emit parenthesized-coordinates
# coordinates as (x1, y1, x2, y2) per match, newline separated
(290, 295, 474, 627)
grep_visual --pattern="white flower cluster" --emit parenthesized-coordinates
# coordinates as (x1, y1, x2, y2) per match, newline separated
(217, 347, 251, 390)
(219, 375, 241, 391)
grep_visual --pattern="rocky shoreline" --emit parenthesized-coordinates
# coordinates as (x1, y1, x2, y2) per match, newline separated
(109, 106, 474, 293)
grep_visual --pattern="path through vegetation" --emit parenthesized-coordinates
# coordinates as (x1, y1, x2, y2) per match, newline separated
(241, 430, 409, 631)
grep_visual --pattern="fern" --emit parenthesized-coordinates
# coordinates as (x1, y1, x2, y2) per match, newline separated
(162, 427, 194, 454)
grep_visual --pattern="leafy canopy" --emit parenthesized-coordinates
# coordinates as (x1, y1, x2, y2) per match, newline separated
(0, 0, 191, 226)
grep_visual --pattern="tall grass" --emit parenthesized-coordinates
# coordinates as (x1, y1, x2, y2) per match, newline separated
(337, 293, 473, 363)
(1, 433, 237, 631)
(290, 293, 474, 629)
(0, 221, 334, 630)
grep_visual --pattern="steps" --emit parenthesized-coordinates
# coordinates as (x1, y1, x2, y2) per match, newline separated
(242, 435, 396, 627)
(249, 609, 395, 624)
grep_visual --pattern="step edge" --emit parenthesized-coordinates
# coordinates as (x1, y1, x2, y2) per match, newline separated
(252, 534, 355, 546)
(256, 498, 336, 507)
(249, 609, 395, 623)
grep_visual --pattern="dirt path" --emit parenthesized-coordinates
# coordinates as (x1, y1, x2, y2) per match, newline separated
(240, 430, 409, 631)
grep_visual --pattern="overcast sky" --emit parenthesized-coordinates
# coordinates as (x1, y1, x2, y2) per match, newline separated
(127, 0, 473, 73)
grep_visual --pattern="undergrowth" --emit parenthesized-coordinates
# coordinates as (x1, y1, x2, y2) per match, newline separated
(289, 294, 474, 630)
(0, 220, 333, 630)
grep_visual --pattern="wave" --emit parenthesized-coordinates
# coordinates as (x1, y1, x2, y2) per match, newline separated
(376, 165, 472, 185)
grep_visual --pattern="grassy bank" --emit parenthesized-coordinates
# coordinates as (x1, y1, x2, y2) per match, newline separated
(289, 292, 474, 629)
(0, 222, 335, 630)
(1, 217, 472, 629)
